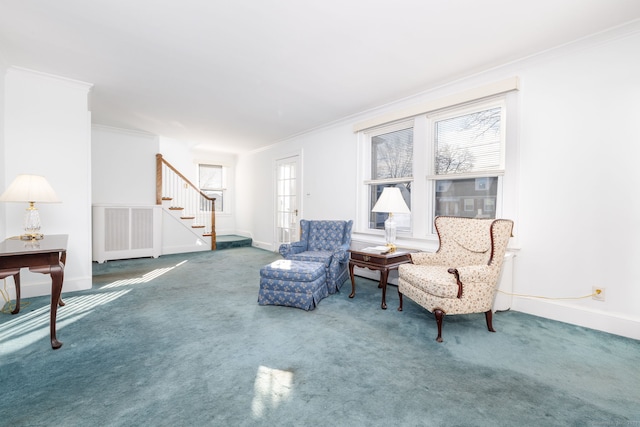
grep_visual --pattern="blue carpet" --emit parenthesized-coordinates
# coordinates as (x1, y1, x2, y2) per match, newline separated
(1, 247, 638, 426)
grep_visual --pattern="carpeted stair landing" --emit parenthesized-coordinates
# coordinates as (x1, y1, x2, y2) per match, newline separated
(216, 234, 252, 250)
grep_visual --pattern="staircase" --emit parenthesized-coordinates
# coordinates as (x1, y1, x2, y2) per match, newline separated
(157, 154, 216, 250)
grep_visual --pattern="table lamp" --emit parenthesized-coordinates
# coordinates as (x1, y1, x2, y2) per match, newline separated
(0, 174, 61, 240)
(371, 187, 410, 252)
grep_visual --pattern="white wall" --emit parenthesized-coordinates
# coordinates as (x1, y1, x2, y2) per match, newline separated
(2, 67, 93, 297)
(512, 27, 640, 339)
(92, 125, 159, 205)
(159, 137, 198, 182)
(236, 127, 357, 250)
(0, 57, 7, 239)
(236, 23, 640, 339)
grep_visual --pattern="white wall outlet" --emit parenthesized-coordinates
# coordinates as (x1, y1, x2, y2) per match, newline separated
(592, 287, 605, 301)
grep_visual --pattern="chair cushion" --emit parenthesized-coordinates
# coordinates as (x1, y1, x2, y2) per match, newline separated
(398, 264, 459, 299)
(286, 251, 332, 266)
(260, 260, 325, 281)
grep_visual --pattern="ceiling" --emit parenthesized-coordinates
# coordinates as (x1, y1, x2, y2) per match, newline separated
(1, 1, 639, 154)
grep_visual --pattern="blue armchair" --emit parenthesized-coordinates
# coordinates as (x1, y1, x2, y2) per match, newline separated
(279, 219, 353, 294)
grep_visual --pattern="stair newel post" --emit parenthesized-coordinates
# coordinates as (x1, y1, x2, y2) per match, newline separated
(155, 153, 163, 205)
(210, 200, 216, 250)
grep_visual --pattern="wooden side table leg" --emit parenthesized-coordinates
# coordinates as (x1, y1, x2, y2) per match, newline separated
(348, 261, 356, 298)
(49, 263, 64, 349)
(380, 269, 389, 310)
(11, 272, 21, 314)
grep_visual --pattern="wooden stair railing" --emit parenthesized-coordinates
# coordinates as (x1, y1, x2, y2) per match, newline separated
(156, 153, 216, 250)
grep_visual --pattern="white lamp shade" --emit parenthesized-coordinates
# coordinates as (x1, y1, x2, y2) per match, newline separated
(371, 187, 410, 214)
(0, 174, 61, 203)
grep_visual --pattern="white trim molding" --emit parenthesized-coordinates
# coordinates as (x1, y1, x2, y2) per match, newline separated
(353, 76, 519, 133)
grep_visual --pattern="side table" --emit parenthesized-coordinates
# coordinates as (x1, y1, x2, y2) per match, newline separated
(0, 234, 68, 349)
(348, 245, 416, 309)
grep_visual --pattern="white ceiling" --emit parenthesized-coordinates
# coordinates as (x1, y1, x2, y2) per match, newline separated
(1, 1, 639, 154)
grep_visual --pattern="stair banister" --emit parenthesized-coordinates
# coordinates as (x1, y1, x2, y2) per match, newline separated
(156, 153, 216, 250)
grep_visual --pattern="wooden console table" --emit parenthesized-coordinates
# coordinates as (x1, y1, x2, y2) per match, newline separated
(348, 244, 416, 309)
(0, 234, 68, 349)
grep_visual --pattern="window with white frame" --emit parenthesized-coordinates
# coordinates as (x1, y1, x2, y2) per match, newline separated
(198, 164, 226, 213)
(358, 94, 510, 240)
(365, 122, 414, 233)
(430, 99, 505, 220)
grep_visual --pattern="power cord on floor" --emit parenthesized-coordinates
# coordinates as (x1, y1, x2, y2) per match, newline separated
(496, 289, 598, 300)
(0, 277, 30, 314)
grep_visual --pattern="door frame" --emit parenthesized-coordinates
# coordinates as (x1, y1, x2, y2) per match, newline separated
(274, 151, 302, 250)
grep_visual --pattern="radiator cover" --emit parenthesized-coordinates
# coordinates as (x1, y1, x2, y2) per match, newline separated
(93, 205, 162, 263)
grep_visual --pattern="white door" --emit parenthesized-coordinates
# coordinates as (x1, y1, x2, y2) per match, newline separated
(275, 156, 300, 247)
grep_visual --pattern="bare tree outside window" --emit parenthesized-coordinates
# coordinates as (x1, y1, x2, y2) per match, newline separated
(372, 128, 413, 182)
(369, 127, 413, 230)
(434, 105, 502, 219)
(435, 144, 475, 174)
(435, 107, 501, 175)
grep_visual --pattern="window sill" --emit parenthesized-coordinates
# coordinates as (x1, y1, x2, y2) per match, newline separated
(351, 231, 440, 252)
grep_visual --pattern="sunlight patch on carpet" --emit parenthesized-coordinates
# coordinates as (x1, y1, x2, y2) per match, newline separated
(101, 260, 188, 289)
(0, 289, 130, 354)
(251, 365, 294, 418)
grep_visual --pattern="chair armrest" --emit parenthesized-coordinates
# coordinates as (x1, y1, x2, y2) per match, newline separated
(410, 252, 449, 265)
(332, 243, 350, 263)
(279, 241, 307, 258)
(455, 265, 493, 282)
(447, 265, 493, 299)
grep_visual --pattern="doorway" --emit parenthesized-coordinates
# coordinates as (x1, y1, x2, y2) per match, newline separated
(275, 155, 301, 247)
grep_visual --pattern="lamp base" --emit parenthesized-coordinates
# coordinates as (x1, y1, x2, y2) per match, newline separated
(384, 214, 398, 253)
(20, 233, 44, 241)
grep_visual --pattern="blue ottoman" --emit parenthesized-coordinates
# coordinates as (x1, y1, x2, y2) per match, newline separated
(258, 260, 328, 310)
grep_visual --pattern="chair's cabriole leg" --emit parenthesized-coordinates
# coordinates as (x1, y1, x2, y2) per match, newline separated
(485, 310, 496, 333)
(434, 309, 445, 342)
(398, 291, 403, 311)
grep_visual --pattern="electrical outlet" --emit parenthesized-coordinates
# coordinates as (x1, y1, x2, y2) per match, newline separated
(592, 287, 605, 301)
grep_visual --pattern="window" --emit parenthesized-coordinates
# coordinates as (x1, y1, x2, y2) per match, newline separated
(430, 100, 505, 219)
(358, 93, 513, 241)
(199, 164, 226, 212)
(366, 122, 413, 232)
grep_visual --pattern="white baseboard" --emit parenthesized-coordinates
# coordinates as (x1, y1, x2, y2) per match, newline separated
(355, 266, 639, 341)
(513, 297, 640, 341)
(3, 275, 92, 300)
(252, 240, 275, 252)
(161, 245, 209, 256)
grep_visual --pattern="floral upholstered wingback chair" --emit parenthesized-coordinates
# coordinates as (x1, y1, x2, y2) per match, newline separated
(279, 220, 353, 294)
(398, 216, 514, 342)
